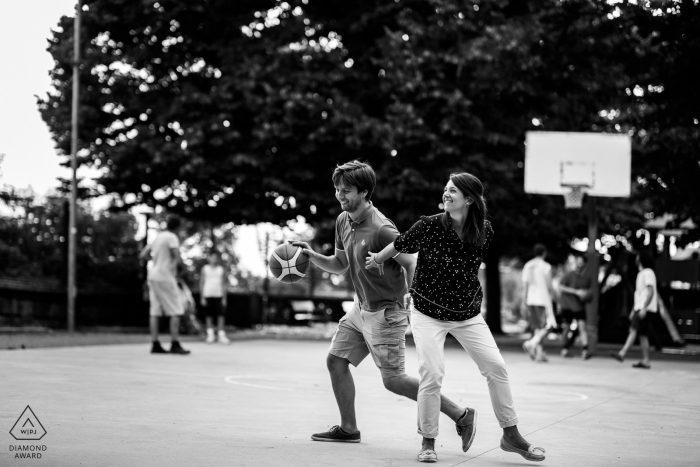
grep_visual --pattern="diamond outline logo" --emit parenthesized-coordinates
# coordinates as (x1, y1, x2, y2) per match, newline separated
(10, 406, 47, 441)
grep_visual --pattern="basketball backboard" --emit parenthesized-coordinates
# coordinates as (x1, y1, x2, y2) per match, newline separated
(524, 132, 631, 197)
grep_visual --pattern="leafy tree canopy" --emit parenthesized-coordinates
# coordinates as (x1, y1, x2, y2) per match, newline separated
(38, 0, 699, 258)
(0, 189, 141, 288)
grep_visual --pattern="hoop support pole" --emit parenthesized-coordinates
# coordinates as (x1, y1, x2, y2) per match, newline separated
(585, 195, 599, 352)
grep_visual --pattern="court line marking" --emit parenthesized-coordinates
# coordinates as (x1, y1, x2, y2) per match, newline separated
(223, 375, 294, 391)
(520, 388, 589, 402)
(451, 380, 655, 465)
(222, 375, 590, 404)
(444, 387, 588, 402)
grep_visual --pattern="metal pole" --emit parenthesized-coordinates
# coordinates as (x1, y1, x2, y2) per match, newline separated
(585, 195, 599, 352)
(68, 1, 81, 332)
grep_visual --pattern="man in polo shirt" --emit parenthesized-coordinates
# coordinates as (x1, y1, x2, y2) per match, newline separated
(293, 160, 474, 448)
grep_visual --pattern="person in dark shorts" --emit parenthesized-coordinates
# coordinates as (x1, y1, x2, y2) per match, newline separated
(292, 161, 472, 451)
(610, 252, 658, 369)
(559, 254, 592, 359)
(199, 251, 230, 344)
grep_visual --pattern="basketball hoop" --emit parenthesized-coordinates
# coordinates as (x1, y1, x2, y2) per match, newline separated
(563, 186, 585, 209)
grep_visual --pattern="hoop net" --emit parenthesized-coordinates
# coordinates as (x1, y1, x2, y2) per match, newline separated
(563, 186, 585, 209)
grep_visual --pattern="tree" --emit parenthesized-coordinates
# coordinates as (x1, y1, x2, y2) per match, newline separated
(38, 0, 359, 225)
(613, 0, 700, 241)
(40, 0, 696, 330)
(0, 188, 141, 288)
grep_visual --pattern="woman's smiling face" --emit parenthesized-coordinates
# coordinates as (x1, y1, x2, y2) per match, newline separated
(443, 179, 470, 213)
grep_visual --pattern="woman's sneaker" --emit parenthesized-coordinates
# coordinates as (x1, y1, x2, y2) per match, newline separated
(417, 448, 438, 463)
(311, 425, 360, 443)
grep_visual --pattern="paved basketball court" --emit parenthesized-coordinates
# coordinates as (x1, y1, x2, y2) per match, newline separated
(2, 339, 698, 466)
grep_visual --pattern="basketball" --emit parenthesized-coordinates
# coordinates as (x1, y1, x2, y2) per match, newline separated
(268, 243, 310, 283)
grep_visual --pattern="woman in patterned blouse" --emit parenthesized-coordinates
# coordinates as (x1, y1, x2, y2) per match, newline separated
(366, 173, 545, 463)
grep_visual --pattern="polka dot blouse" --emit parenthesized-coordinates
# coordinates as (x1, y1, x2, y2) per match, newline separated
(394, 213, 493, 321)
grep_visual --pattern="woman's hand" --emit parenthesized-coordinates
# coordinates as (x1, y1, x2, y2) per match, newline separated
(365, 252, 385, 276)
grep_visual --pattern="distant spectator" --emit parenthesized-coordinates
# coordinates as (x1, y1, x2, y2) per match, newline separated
(610, 252, 658, 369)
(200, 251, 230, 344)
(558, 255, 592, 359)
(139, 215, 191, 355)
(521, 244, 556, 363)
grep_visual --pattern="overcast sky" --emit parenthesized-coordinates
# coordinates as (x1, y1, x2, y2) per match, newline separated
(0, 1, 87, 195)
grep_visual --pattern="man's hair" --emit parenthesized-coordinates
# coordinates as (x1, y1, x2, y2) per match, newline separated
(166, 215, 181, 231)
(331, 160, 376, 202)
(637, 251, 655, 269)
(533, 243, 547, 257)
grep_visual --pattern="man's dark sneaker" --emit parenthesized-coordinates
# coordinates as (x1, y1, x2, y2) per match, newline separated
(169, 341, 191, 355)
(455, 408, 477, 452)
(151, 341, 168, 354)
(581, 350, 592, 360)
(311, 425, 360, 443)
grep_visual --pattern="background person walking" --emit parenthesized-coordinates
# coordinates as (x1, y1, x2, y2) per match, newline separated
(139, 215, 191, 355)
(610, 252, 658, 369)
(558, 254, 593, 359)
(521, 244, 556, 363)
(199, 251, 230, 344)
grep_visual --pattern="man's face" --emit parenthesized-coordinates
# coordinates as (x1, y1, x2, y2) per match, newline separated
(335, 180, 365, 213)
(575, 256, 586, 271)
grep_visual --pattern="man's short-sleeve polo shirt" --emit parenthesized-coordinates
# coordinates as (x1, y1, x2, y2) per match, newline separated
(559, 271, 592, 312)
(335, 204, 407, 311)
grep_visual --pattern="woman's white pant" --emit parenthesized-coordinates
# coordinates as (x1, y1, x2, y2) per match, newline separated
(411, 308, 519, 438)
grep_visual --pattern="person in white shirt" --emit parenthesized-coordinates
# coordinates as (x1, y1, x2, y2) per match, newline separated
(199, 251, 230, 344)
(521, 244, 556, 362)
(610, 252, 658, 369)
(139, 216, 190, 355)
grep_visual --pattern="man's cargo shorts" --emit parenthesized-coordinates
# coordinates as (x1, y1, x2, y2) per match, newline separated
(328, 300, 409, 378)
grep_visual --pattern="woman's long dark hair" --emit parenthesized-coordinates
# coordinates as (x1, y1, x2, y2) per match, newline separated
(441, 172, 488, 245)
